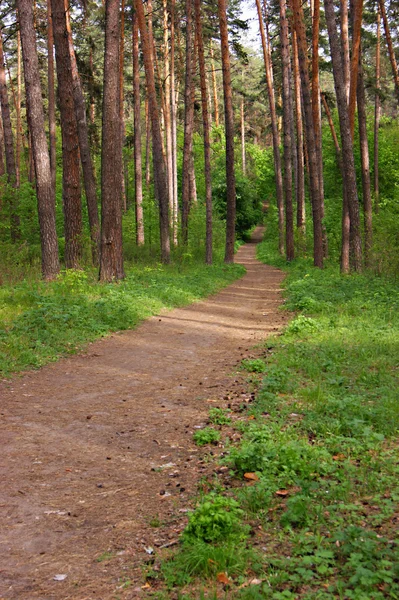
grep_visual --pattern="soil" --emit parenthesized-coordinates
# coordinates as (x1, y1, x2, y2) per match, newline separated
(0, 227, 286, 600)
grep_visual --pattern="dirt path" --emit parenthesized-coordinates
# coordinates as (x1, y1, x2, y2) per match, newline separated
(0, 227, 286, 599)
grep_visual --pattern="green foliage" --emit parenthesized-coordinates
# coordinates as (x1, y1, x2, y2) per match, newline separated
(0, 262, 244, 376)
(193, 427, 221, 447)
(183, 494, 246, 543)
(208, 407, 231, 426)
(241, 358, 267, 373)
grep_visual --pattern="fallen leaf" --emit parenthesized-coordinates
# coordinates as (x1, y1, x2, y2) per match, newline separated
(244, 472, 259, 481)
(53, 574, 67, 581)
(141, 582, 151, 589)
(333, 454, 345, 461)
(217, 572, 231, 585)
(275, 489, 289, 497)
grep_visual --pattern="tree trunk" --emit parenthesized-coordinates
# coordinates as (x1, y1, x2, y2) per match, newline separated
(324, 0, 362, 272)
(64, 0, 100, 265)
(47, 0, 56, 197)
(348, 0, 364, 138)
(51, 0, 83, 268)
(0, 115, 4, 177)
(241, 93, 246, 177)
(374, 6, 381, 212)
(340, 0, 350, 103)
(292, 0, 324, 267)
(195, 0, 212, 264)
(292, 29, 305, 237)
(357, 55, 372, 267)
(170, 0, 178, 246)
(145, 95, 151, 186)
(16, 30, 22, 187)
(321, 92, 341, 159)
(18, 0, 60, 280)
(132, 8, 144, 246)
(255, 0, 285, 255)
(181, 0, 195, 245)
(0, 27, 20, 242)
(163, 0, 175, 242)
(311, 0, 327, 257)
(134, 0, 170, 263)
(210, 40, 219, 127)
(119, 0, 126, 212)
(218, 0, 236, 263)
(280, 0, 294, 261)
(378, 0, 399, 103)
(100, 0, 125, 281)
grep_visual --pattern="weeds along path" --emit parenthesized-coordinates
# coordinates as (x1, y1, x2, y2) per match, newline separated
(0, 226, 286, 599)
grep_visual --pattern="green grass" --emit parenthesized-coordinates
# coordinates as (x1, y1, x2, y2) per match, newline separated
(0, 261, 245, 376)
(156, 226, 399, 599)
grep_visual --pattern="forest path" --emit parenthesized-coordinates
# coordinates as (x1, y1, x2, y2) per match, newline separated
(0, 226, 286, 599)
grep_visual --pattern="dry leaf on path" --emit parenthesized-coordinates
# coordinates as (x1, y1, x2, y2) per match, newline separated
(244, 472, 259, 481)
(217, 572, 231, 585)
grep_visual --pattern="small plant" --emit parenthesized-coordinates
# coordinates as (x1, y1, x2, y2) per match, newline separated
(183, 494, 247, 543)
(208, 407, 231, 425)
(193, 427, 221, 446)
(241, 358, 267, 373)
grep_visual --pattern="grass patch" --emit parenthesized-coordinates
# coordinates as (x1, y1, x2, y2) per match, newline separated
(0, 261, 244, 376)
(155, 229, 399, 599)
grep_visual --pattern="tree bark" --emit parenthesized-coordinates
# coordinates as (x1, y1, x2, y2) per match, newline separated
(374, 6, 381, 212)
(195, 0, 213, 264)
(218, 0, 236, 263)
(378, 0, 399, 103)
(324, 0, 362, 272)
(292, 0, 324, 267)
(340, 0, 350, 103)
(0, 116, 4, 178)
(348, 0, 364, 138)
(64, 0, 100, 265)
(357, 55, 372, 267)
(292, 29, 305, 237)
(100, 0, 125, 281)
(255, 0, 285, 255)
(18, 0, 60, 280)
(241, 93, 246, 177)
(134, 0, 170, 263)
(51, 0, 83, 269)
(210, 40, 219, 127)
(0, 27, 20, 241)
(119, 0, 126, 212)
(132, 7, 144, 245)
(170, 0, 178, 246)
(181, 0, 195, 245)
(47, 0, 56, 197)
(163, 0, 175, 242)
(280, 0, 294, 260)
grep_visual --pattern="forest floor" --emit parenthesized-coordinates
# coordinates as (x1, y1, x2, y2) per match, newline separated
(0, 226, 286, 600)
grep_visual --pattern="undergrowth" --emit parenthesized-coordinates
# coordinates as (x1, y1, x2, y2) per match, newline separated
(0, 262, 244, 376)
(155, 230, 399, 599)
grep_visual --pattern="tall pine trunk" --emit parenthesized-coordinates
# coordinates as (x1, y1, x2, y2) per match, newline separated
(18, 0, 59, 280)
(182, 0, 195, 244)
(280, 0, 294, 260)
(134, 0, 170, 263)
(374, 7, 381, 212)
(100, 0, 125, 281)
(65, 0, 100, 265)
(170, 0, 178, 245)
(292, 0, 324, 267)
(378, 0, 399, 102)
(324, 0, 362, 272)
(218, 0, 236, 263)
(357, 55, 372, 267)
(132, 8, 144, 246)
(255, 0, 284, 255)
(0, 28, 20, 242)
(51, 0, 83, 268)
(47, 0, 56, 196)
(292, 29, 305, 237)
(195, 0, 213, 264)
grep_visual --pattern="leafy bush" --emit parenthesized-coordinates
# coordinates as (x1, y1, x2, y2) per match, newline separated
(193, 427, 221, 446)
(183, 494, 246, 543)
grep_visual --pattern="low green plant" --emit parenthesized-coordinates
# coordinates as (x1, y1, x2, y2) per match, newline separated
(241, 358, 267, 373)
(208, 407, 231, 426)
(184, 494, 247, 543)
(193, 427, 221, 446)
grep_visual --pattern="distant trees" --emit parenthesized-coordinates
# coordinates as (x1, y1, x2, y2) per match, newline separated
(0, 0, 398, 279)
